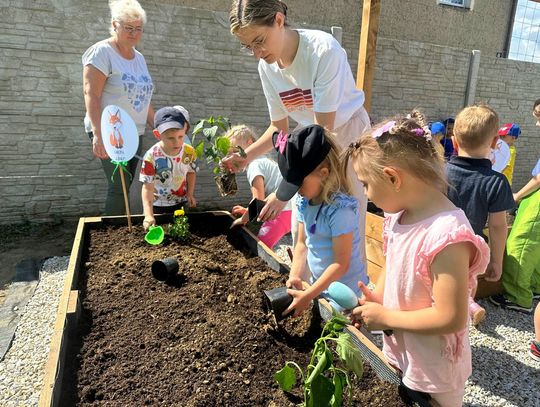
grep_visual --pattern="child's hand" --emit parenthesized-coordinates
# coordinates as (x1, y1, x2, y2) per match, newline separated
(187, 194, 197, 208)
(358, 282, 376, 303)
(286, 276, 303, 290)
(284, 288, 312, 318)
(351, 301, 387, 331)
(230, 217, 247, 229)
(221, 153, 247, 173)
(484, 261, 502, 282)
(143, 216, 156, 231)
(231, 205, 247, 217)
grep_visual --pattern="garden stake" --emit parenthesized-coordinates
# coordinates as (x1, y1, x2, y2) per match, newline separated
(100, 104, 140, 232)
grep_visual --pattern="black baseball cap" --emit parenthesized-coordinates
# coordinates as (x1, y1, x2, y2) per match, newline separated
(272, 124, 331, 201)
(154, 106, 186, 134)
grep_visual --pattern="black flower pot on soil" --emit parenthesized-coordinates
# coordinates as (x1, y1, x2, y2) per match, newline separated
(214, 172, 238, 197)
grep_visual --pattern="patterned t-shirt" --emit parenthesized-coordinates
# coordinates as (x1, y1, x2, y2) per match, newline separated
(139, 142, 196, 207)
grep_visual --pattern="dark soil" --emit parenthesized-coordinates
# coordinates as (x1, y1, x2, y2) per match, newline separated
(64, 221, 406, 406)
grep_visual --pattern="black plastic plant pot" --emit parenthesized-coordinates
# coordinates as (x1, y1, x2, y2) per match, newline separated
(151, 257, 179, 282)
(263, 286, 294, 321)
(215, 173, 238, 197)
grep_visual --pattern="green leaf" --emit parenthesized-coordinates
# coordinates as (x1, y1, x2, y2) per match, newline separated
(274, 364, 297, 392)
(192, 120, 205, 136)
(215, 117, 230, 131)
(330, 371, 345, 407)
(212, 166, 221, 174)
(306, 346, 332, 385)
(335, 333, 363, 378)
(215, 136, 231, 156)
(307, 374, 335, 407)
(203, 126, 218, 140)
(194, 142, 204, 159)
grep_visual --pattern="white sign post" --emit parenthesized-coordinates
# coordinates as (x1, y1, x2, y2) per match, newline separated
(101, 105, 139, 232)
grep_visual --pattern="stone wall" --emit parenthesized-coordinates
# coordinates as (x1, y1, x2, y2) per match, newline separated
(370, 37, 540, 190)
(0, 1, 361, 224)
(1, 1, 539, 224)
(378, 0, 514, 58)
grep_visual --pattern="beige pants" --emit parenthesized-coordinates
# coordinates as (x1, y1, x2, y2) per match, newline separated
(291, 107, 371, 278)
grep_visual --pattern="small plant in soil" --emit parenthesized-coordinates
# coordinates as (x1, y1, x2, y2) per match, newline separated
(191, 115, 246, 196)
(168, 208, 190, 242)
(275, 313, 364, 407)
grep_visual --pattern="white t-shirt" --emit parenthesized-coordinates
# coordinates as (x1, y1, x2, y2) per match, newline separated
(258, 29, 365, 129)
(490, 138, 511, 173)
(82, 40, 154, 135)
(246, 157, 292, 211)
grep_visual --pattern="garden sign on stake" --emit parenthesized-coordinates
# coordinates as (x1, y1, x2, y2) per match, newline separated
(101, 105, 139, 232)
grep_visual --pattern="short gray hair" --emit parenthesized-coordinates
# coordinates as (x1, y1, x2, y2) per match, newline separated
(109, 0, 147, 36)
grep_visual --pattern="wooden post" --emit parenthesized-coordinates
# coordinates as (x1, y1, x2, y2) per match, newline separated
(119, 169, 132, 232)
(356, 0, 381, 114)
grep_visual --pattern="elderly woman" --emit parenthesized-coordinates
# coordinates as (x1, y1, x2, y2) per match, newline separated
(82, 0, 154, 215)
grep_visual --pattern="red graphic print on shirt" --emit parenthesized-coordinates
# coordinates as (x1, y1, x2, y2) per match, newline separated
(279, 88, 313, 112)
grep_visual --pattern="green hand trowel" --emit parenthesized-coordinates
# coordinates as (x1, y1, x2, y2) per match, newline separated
(144, 225, 164, 245)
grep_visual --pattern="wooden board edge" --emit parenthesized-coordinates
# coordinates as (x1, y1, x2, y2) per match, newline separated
(38, 218, 87, 407)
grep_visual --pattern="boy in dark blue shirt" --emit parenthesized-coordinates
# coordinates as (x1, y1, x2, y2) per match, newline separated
(447, 105, 514, 324)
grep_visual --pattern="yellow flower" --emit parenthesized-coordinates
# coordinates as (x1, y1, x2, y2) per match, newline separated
(174, 208, 185, 217)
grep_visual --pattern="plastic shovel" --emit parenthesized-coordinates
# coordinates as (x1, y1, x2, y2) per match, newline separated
(327, 281, 393, 336)
(144, 225, 165, 245)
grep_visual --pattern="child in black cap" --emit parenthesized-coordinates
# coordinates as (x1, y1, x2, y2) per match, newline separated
(274, 124, 369, 317)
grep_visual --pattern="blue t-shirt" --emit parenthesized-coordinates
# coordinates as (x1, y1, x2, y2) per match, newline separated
(532, 158, 540, 177)
(446, 156, 514, 238)
(296, 192, 368, 296)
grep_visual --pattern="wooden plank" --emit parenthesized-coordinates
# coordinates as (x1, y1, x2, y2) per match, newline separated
(366, 236, 385, 267)
(367, 260, 382, 284)
(66, 290, 78, 314)
(356, 0, 381, 113)
(39, 218, 87, 407)
(365, 212, 384, 241)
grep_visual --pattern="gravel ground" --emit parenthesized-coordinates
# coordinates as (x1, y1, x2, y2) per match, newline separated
(0, 257, 68, 407)
(0, 254, 538, 406)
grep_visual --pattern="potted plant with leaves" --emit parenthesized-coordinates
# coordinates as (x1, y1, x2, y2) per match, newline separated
(275, 313, 364, 406)
(191, 115, 246, 197)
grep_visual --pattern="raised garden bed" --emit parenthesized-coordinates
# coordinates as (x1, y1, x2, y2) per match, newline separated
(39, 212, 406, 406)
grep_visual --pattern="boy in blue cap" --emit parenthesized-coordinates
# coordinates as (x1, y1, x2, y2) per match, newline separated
(140, 107, 197, 231)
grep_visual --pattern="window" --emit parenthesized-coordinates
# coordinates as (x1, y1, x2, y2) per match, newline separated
(508, 0, 540, 63)
(437, 0, 473, 8)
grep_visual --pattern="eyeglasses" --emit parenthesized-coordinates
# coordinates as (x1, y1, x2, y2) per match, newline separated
(240, 33, 268, 55)
(118, 22, 144, 34)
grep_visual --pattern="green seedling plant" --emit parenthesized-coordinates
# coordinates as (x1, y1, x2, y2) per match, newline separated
(168, 208, 190, 242)
(275, 313, 364, 407)
(191, 116, 246, 174)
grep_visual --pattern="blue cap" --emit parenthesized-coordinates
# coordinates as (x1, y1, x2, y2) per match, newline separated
(430, 121, 446, 135)
(154, 107, 186, 134)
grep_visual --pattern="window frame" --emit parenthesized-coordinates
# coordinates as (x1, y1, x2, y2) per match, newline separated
(437, 0, 473, 9)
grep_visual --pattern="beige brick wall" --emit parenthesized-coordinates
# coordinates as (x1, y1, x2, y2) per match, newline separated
(1, 1, 538, 224)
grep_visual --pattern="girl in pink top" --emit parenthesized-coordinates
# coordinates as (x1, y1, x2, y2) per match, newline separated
(345, 111, 490, 407)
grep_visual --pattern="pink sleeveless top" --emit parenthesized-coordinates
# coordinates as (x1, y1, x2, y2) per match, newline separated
(382, 209, 489, 393)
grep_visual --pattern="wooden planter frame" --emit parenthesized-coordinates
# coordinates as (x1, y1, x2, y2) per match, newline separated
(38, 211, 399, 407)
(365, 211, 504, 299)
